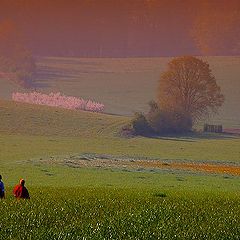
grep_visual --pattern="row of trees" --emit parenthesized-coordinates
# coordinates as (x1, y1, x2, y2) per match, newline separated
(127, 56, 224, 136)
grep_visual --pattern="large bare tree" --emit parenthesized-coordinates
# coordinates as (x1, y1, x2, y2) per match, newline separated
(158, 56, 224, 123)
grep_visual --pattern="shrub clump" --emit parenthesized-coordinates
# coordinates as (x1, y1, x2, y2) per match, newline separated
(124, 101, 193, 137)
(130, 112, 154, 136)
(147, 102, 193, 135)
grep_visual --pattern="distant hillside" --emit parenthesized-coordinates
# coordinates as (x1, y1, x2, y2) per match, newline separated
(0, 56, 239, 128)
(0, 100, 128, 137)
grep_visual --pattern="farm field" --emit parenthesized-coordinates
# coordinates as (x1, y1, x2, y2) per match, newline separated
(0, 57, 240, 239)
(1, 100, 240, 164)
(0, 100, 239, 239)
(1, 183, 240, 240)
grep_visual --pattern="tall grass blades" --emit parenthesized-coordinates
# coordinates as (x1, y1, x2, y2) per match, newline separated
(12, 92, 105, 113)
(0, 187, 239, 240)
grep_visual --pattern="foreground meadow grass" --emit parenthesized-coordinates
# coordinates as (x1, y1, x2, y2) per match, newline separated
(1, 187, 239, 240)
(1, 165, 240, 239)
(0, 100, 239, 239)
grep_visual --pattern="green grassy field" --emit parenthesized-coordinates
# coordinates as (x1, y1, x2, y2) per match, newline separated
(0, 56, 240, 239)
(0, 100, 239, 239)
(1, 100, 240, 164)
(1, 156, 240, 239)
(1, 186, 240, 240)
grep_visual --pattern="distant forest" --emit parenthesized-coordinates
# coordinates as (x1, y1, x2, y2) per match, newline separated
(0, 0, 239, 57)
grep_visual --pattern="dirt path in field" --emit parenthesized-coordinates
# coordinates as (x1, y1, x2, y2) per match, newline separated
(63, 157, 240, 176)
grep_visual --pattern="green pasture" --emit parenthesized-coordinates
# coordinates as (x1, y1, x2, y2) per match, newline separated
(0, 184, 239, 240)
(0, 100, 240, 165)
(1, 133, 240, 165)
(1, 158, 240, 239)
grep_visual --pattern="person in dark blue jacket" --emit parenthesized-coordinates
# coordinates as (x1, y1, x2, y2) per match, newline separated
(0, 175, 5, 199)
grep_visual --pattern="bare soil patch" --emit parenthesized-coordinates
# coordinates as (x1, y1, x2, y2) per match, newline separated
(59, 156, 240, 176)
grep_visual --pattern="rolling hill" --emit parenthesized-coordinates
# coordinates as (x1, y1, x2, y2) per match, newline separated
(0, 100, 239, 164)
(0, 100, 127, 137)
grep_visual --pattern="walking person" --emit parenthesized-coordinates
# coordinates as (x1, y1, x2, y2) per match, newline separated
(13, 179, 30, 199)
(0, 175, 5, 199)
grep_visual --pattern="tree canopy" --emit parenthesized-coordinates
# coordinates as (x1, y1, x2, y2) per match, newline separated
(158, 56, 224, 123)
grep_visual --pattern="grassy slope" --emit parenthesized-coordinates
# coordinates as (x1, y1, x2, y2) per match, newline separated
(0, 99, 239, 193)
(0, 100, 127, 137)
(0, 100, 240, 165)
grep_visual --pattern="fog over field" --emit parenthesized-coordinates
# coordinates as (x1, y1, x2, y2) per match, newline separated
(1, 0, 240, 57)
(1, 56, 239, 127)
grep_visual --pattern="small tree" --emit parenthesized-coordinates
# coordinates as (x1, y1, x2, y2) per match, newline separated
(158, 56, 224, 125)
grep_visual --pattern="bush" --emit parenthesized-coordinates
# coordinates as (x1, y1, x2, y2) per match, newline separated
(147, 108, 192, 134)
(130, 112, 154, 136)
(126, 101, 193, 137)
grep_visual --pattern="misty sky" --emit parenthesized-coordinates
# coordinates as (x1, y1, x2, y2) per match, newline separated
(0, 0, 239, 57)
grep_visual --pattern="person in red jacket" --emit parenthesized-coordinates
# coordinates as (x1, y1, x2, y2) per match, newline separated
(13, 179, 30, 199)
